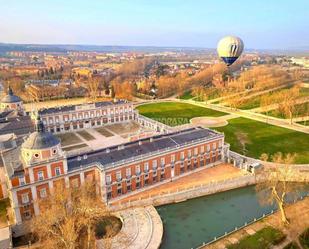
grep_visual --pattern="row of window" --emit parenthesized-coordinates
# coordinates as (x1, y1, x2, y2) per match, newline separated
(43, 107, 133, 124)
(106, 155, 222, 199)
(18, 167, 61, 186)
(20, 187, 47, 204)
(106, 145, 222, 184)
(107, 172, 166, 199)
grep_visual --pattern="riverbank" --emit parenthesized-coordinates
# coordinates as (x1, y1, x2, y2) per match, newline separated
(200, 196, 309, 249)
(109, 164, 256, 211)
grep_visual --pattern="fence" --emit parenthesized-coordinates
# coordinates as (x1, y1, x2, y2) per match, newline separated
(195, 192, 309, 249)
(109, 174, 256, 211)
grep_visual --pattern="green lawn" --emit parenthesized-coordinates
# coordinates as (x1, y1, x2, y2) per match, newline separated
(238, 85, 294, 110)
(178, 90, 193, 100)
(215, 117, 309, 164)
(136, 102, 227, 126)
(227, 226, 286, 249)
(266, 102, 309, 119)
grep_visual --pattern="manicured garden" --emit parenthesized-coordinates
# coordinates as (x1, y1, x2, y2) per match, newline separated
(227, 226, 286, 249)
(215, 117, 309, 163)
(137, 102, 227, 126)
(62, 143, 88, 151)
(56, 132, 83, 146)
(76, 130, 95, 141)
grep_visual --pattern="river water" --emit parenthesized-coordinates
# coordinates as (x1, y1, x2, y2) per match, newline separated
(157, 186, 275, 249)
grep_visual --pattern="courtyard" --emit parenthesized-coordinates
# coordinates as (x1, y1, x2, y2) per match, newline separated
(55, 121, 155, 153)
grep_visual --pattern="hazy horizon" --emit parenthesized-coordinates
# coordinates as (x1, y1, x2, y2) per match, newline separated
(1, 0, 308, 50)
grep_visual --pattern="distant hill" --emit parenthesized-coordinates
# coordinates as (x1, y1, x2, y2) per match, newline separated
(0, 43, 307, 56)
(0, 43, 214, 54)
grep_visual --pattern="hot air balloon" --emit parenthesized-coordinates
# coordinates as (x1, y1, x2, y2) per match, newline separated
(217, 36, 244, 66)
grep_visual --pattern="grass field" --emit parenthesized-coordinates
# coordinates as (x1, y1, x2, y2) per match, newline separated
(76, 130, 95, 141)
(238, 85, 294, 110)
(215, 117, 309, 164)
(56, 132, 83, 146)
(266, 102, 309, 119)
(227, 226, 286, 249)
(136, 102, 227, 126)
(178, 90, 193, 100)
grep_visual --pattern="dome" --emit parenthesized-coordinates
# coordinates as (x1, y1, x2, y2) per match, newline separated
(22, 116, 60, 150)
(1, 86, 22, 103)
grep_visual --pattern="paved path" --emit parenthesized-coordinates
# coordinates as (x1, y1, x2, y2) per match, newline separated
(96, 206, 163, 249)
(250, 96, 309, 112)
(170, 99, 309, 134)
(134, 98, 309, 133)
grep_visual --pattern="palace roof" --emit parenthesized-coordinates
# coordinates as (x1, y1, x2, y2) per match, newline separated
(67, 127, 223, 172)
(38, 100, 129, 115)
(1, 87, 22, 103)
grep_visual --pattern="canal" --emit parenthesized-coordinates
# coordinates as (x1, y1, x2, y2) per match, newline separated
(157, 186, 274, 249)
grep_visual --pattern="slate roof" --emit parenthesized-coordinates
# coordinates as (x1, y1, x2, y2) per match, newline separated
(0, 116, 34, 136)
(67, 127, 222, 172)
(38, 100, 129, 115)
(21, 116, 59, 150)
(1, 87, 22, 103)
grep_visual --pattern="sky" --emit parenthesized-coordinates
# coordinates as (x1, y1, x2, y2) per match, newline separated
(0, 0, 308, 49)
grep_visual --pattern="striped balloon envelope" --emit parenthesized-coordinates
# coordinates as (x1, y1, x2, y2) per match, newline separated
(217, 36, 244, 66)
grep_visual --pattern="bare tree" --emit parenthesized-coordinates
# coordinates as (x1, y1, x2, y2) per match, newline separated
(277, 87, 300, 124)
(260, 94, 273, 123)
(31, 182, 109, 249)
(87, 75, 100, 100)
(256, 152, 305, 225)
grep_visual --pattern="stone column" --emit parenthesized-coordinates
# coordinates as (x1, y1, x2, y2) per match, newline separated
(11, 190, 22, 224)
(31, 186, 40, 216)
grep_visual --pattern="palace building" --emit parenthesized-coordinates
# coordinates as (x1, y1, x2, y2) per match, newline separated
(37, 100, 136, 133)
(0, 90, 228, 232)
(2, 116, 227, 225)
